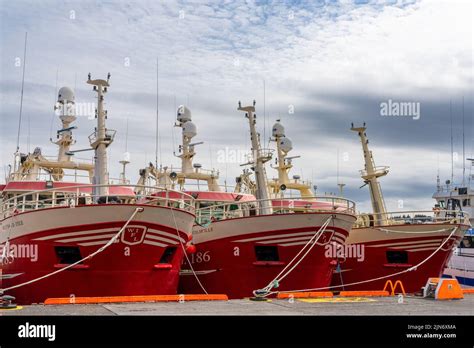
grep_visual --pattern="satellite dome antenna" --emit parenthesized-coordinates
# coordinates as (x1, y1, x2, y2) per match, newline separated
(175, 105, 200, 174)
(168, 105, 220, 191)
(51, 85, 80, 167)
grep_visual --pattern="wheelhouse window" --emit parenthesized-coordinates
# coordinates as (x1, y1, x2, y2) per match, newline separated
(55, 193, 66, 206)
(23, 194, 36, 210)
(447, 199, 461, 210)
(460, 236, 473, 249)
(255, 246, 279, 261)
(38, 194, 51, 208)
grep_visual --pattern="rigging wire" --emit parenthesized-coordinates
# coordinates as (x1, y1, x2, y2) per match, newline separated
(155, 57, 161, 169)
(450, 100, 454, 183)
(49, 68, 59, 141)
(15, 32, 28, 161)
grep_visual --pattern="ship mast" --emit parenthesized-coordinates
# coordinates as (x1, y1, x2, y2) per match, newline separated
(176, 105, 197, 176)
(136, 105, 220, 192)
(10, 86, 94, 182)
(273, 121, 292, 186)
(351, 123, 388, 223)
(54, 87, 77, 164)
(119, 119, 130, 184)
(87, 73, 113, 198)
(269, 120, 313, 198)
(238, 101, 273, 214)
(173, 106, 220, 191)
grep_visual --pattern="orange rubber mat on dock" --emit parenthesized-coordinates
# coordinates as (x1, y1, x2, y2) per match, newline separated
(339, 290, 390, 297)
(277, 292, 333, 299)
(44, 294, 228, 305)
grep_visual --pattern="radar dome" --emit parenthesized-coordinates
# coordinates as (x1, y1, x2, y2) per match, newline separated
(272, 122, 285, 137)
(183, 121, 197, 138)
(57, 87, 75, 104)
(177, 105, 192, 123)
(279, 137, 292, 153)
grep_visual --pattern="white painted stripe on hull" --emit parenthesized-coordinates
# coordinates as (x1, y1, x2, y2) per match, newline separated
(56, 233, 117, 243)
(258, 234, 346, 246)
(143, 240, 167, 248)
(406, 247, 439, 252)
(145, 234, 178, 245)
(33, 228, 186, 244)
(233, 229, 335, 243)
(78, 240, 119, 246)
(147, 228, 185, 243)
(34, 228, 118, 241)
(279, 241, 313, 247)
(1, 273, 24, 279)
(279, 237, 339, 247)
(258, 236, 323, 244)
(366, 238, 443, 248)
(280, 240, 332, 247)
(180, 269, 218, 275)
(388, 243, 442, 250)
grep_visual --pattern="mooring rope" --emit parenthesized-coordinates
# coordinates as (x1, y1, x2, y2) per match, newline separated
(376, 227, 452, 234)
(253, 216, 334, 297)
(170, 206, 208, 295)
(269, 226, 459, 296)
(0, 207, 143, 293)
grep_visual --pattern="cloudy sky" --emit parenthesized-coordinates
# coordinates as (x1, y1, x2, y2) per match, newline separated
(0, 0, 472, 213)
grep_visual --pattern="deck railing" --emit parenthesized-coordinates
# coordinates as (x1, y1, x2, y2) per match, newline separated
(194, 195, 356, 224)
(354, 210, 471, 228)
(1, 184, 195, 219)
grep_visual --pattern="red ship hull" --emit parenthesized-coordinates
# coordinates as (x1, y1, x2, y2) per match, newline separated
(331, 223, 468, 293)
(179, 212, 355, 298)
(1, 204, 194, 304)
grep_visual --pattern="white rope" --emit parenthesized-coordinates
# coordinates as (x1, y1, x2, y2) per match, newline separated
(376, 227, 451, 234)
(254, 216, 333, 297)
(271, 226, 460, 296)
(0, 207, 143, 293)
(169, 206, 208, 295)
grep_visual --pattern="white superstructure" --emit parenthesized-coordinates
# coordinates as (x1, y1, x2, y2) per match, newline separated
(435, 159, 474, 286)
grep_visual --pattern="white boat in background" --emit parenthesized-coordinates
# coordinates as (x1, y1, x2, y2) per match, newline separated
(434, 163, 474, 286)
(442, 229, 474, 286)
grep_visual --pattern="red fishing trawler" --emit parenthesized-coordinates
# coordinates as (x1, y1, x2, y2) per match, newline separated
(0, 75, 195, 304)
(139, 103, 356, 299)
